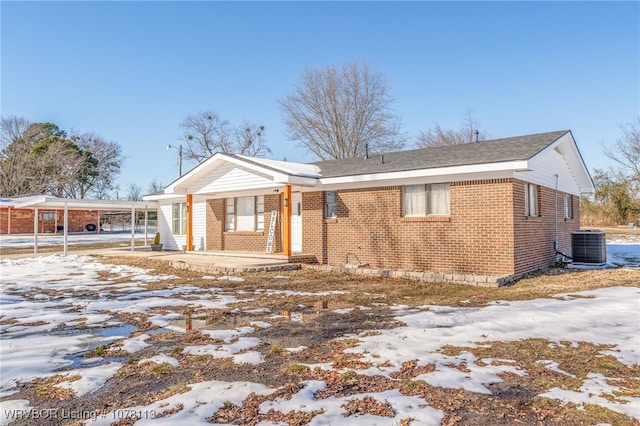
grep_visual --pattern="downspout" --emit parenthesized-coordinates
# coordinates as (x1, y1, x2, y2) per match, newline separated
(554, 174, 572, 260)
(554, 174, 558, 251)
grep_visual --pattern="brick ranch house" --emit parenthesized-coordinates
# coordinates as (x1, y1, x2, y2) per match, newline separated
(144, 130, 594, 284)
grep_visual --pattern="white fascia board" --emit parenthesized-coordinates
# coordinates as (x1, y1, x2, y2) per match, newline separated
(280, 175, 319, 186)
(143, 193, 187, 202)
(13, 196, 157, 211)
(318, 160, 530, 187)
(535, 131, 595, 194)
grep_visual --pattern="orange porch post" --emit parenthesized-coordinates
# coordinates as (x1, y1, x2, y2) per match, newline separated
(282, 185, 292, 256)
(186, 194, 193, 251)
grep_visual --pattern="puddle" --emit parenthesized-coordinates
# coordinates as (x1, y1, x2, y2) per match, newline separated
(48, 324, 136, 338)
(164, 300, 362, 332)
(166, 313, 255, 332)
(51, 324, 138, 370)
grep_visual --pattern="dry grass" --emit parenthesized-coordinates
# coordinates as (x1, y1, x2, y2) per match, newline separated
(2, 244, 638, 425)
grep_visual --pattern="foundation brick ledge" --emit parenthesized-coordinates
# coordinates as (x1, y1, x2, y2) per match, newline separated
(302, 264, 514, 287)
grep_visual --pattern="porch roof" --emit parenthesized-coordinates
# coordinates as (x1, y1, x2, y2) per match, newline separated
(7, 195, 157, 211)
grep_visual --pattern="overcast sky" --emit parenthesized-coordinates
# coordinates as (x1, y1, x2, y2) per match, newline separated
(2, 1, 638, 195)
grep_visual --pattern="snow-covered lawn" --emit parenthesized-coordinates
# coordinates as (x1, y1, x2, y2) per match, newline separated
(0, 242, 638, 425)
(0, 231, 154, 249)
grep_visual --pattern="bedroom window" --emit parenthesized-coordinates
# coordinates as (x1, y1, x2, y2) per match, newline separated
(402, 184, 450, 216)
(225, 195, 265, 231)
(524, 183, 539, 217)
(172, 202, 187, 235)
(564, 194, 573, 219)
(325, 191, 337, 219)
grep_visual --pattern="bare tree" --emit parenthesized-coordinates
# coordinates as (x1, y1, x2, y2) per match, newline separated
(602, 117, 640, 187)
(0, 116, 33, 196)
(179, 111, 232, 163)
(126, 182, 142, 201)
(71, 132, 123, 199)
(179, 111, 270, 164)
(147, 178, 164, 194)
(416, 108, 488, 148)
(278, 60, 406, 160)
(233, 122, 270, 157)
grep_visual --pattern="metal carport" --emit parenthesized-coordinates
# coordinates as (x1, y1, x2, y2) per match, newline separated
(10, 196, 157, 255)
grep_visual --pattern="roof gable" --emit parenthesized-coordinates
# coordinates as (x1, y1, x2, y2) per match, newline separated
(161, 152, 319, 195)
(312, 131, 569, 178)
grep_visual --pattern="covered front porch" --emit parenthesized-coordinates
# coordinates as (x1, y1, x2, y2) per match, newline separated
(145, 153, 321, 257)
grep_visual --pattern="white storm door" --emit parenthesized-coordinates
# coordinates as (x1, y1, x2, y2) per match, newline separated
(291, 192, 302, 253)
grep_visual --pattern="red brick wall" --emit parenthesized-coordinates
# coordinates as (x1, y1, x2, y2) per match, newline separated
(303, 180, 517, 276)
(205, 195, 282, 252)
(0, 208, 100, 234)
(200, 180, 581, 277)
(512, 180, 580, 275)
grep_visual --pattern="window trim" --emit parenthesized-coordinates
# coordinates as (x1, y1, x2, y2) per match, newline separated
(172, 202, 187, 235)
(325, 191, 337, 219)
(224, 195, 265, 232)
(524, 183, 540, 217)
(564, 194, 573, 219)
(402, 184, 450, 217)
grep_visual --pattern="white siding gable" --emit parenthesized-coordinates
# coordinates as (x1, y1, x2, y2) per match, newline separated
(188, 163, 277, 195)
(516, 146, 583, 195)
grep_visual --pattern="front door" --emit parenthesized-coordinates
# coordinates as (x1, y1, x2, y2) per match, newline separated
(291, 192, 302, 252)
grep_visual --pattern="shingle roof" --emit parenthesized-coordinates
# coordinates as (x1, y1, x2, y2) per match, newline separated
(310, 130, 569, 178)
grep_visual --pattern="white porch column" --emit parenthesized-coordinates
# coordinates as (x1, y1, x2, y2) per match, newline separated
(33, 208, 38, 254)
(63, 202, 69, 256)
(131, 206, 135, 252)
(144, 208, 148, 247)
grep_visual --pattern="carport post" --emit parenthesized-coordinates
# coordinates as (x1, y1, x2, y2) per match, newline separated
(131, 206, 135, 252)
(63, 202, 68, 256)
(144, 208, 148, 247)
(33, 208, 38, 254)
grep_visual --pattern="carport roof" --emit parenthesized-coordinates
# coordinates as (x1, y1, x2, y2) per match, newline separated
(5, 195, 157, 211)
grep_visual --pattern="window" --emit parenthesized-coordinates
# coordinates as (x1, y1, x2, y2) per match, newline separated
(172, 202, 187, 235)
(427, 184, 450, 215)
(225, 195, 264, 231)
(39, 212, 56, 221)
(524, 183, 539, 217)
(325, 191, 337, 219)
(564, 194, 573, 219)
(402, 184, 450, 216)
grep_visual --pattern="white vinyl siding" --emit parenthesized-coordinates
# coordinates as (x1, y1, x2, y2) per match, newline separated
(403, 184, 450, 216)
(191, 164, 277, 194)
(524, 183, 539, 217)
(225, 195, 264, 232)
(192, 197, 207, 250)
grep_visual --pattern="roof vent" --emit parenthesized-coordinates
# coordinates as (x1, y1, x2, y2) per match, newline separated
(379, 154, 384, 165)
(365, 143, 369, 159)
(474, 130, 480, 143)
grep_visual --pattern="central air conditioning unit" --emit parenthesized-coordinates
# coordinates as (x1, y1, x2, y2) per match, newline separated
(571, 230, 606, 264)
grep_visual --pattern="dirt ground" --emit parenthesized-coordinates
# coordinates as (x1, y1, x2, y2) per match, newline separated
(2, 231, 639, 425)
